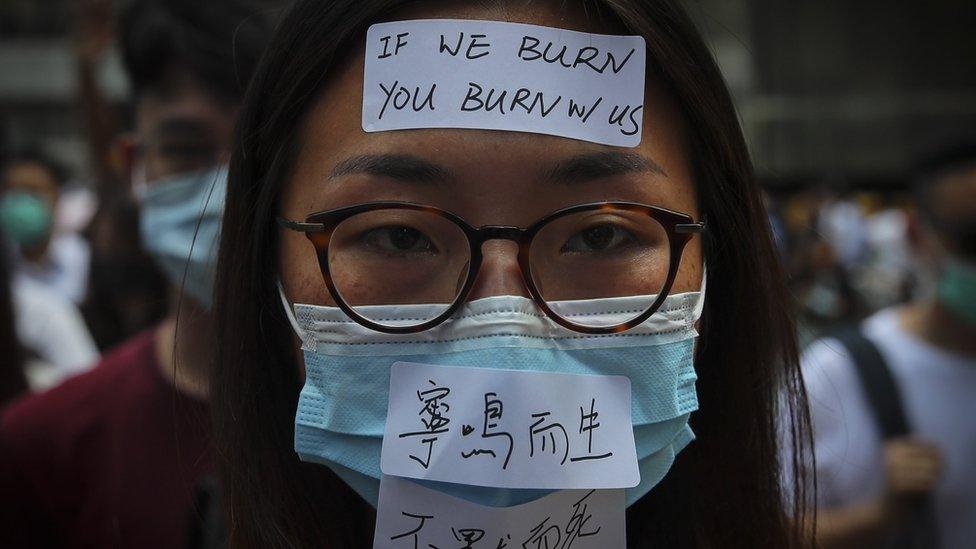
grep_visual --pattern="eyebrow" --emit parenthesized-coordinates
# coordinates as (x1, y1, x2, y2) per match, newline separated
(329, 154, 453, 184)
(544, 151, 667, 184)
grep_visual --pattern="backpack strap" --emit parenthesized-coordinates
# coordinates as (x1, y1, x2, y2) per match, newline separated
(832, 327, 910, 438)
(830, 325, 940, 549)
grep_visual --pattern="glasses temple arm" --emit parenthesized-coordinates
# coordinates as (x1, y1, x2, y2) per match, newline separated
(674, 217, 706, 234)
(276, 216, 326, 233)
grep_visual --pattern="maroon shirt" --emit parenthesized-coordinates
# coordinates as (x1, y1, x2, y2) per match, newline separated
(0, 328, 213, 548)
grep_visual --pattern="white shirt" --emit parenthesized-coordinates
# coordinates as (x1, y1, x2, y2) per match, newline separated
(818, 199, 866, 268)
(802, 307, 976, 549)
(859, 209, 914, 310)
(13, 232, 91, 305)
(54, 184, 97, 234)
(12, 276, 99, 390)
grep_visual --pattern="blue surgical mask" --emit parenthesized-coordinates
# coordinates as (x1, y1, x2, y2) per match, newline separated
(283, 284, 704, 508)
(136, 165, 226, 308)
(939, 258, 976, 326)
(0, 191, 53, 247)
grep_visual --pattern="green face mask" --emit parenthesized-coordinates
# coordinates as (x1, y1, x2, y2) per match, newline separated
(938, 259, 976, 326)
(0, 191, 53, 247)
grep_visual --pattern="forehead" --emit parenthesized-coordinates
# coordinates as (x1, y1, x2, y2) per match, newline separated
(134, 67, 234, 131)
(930, 164, 976, 222)
(288, 1, 693, 221)
(3, 162, 56, 189)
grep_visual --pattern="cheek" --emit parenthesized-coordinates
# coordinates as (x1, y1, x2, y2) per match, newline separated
(671, 237, 703, 293)
(278, 230, 319, 385)
(279, 228, 336, 306)
(144, 152, 168, 182)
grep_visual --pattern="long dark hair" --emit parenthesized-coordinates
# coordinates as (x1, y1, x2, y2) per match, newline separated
(212, 1, 814, 546)
(0, 236, 27, 405)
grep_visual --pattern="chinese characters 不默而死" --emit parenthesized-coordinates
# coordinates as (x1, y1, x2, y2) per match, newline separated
(385, 486, 609, 549)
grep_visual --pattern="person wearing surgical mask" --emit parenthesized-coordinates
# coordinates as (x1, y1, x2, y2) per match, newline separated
(208, 1, 813, 547)
(0, 151, 99, 388)
(799, 139, 976, 549)
(0, 1, 276, 547)
(0, 151, 91, 305)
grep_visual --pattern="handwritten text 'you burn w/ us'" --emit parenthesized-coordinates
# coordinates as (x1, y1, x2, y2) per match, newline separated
(375, 31, 644, 136)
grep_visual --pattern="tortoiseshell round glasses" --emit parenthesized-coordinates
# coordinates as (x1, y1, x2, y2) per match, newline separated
(279, 201, 704, 335)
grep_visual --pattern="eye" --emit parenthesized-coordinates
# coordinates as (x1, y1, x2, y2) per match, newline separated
(560, 223, 636, 254)
(158, 141, 217, 163)
(361, 225, 438, 254)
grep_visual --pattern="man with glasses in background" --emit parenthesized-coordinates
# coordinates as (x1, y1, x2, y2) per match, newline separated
(0, 2, 277, 546)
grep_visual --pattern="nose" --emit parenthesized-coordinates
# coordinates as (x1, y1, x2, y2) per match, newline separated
(466, 240, 532, 300)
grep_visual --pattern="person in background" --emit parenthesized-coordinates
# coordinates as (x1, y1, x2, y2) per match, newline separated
(74, 0, 122, 198)
(0, 1, 276, 547)
(1, 151, 99, 388)
(818, 185, 868, 271)
(74, 0, 171, 351)
(1, 151, 91, 305)
(81, 191, 170, 350)
(799, 139, 976, 548)
(858, 193, 915, 311)
(10, 270, 99, 390)
(790, 226, 862, 344)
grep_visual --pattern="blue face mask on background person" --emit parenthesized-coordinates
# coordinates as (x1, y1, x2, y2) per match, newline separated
(939, 258, 976, 325)
(0, 191, 53, 247)
(282, 283, 704, 508)
(136, 165, 226, 308)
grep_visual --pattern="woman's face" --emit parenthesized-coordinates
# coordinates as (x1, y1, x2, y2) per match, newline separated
(279, 1, 702, 331)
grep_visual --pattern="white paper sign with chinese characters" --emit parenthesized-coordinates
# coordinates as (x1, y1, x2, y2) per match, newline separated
(374, 475, 626, 549)
(381, 361, 640, 489)
(362, 19, 647, 147)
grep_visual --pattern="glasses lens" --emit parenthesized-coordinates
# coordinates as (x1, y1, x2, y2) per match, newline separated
(528, 207, 671, 328)
(328, 208, 470, 328)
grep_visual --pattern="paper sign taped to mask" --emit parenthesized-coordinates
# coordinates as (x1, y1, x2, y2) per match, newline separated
(374, 474, 626, 549)
(381, 361, 639, 489)
(362, 19, 647, 147)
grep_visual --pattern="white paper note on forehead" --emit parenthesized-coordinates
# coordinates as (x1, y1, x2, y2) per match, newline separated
(362, 19, 647, 147)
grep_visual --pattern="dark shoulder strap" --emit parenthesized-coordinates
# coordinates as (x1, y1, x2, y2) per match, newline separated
(185, 475, 226, 549)
(831, 326, 911, 438)
(831, 327, 940, 548)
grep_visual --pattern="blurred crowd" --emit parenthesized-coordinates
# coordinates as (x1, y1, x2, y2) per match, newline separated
(1, 1, 268, 547)
(0, 146, 166, 395)
(1, 0, 171, 401)
(775, 185, 923, 344)
(0, 0, 973, 548)
(6, 152, 958, 396)
(6, 0, 958, 408)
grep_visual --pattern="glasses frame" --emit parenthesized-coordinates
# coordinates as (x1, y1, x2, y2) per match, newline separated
(279, 200, 704, 335)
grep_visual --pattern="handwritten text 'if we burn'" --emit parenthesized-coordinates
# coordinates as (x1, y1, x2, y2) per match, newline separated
(374, 30, 644, 136)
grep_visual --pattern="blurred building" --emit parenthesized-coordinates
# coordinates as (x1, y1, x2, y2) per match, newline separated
(1, 0, 975, 186)
(0, 0, 127, 178)
(690, 0, 976, 188)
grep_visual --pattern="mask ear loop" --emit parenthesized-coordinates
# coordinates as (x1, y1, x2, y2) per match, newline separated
(691, 263, 707, 323)
(277, 280, 307, 341)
